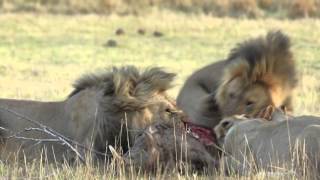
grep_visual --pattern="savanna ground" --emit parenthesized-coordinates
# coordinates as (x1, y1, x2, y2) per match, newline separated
(0, 10, 320, 179)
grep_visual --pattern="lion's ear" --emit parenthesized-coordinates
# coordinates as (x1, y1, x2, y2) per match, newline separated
(220, 59, 250, 93)
(145, 67, 176, 92)
(215, 60, 249, 107)
(134, 68, 176, 96)
(222, 59, 250, 84)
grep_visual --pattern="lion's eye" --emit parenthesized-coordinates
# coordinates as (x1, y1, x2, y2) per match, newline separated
(221, 121, 232, 128)
(165, 108, 172, 113)
(246, 100, 254, 106)
(229, 93, 236, 98)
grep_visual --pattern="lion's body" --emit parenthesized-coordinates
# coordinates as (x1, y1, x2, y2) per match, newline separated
(0, 66, 177, 163)
(177, 31, 297, 128)
(218, 114, 320, 176)
(0, 89, 99, 162)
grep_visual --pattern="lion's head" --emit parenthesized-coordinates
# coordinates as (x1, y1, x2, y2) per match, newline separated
(69, 66, 181, 154)
(215, 31, 297, 118)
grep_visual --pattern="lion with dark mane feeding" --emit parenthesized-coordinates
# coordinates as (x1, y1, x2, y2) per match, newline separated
(177, 31, 297, 128)
(0, 66, 179, 163)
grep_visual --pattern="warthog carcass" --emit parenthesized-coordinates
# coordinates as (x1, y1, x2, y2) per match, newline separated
(120, 119, 221, 173)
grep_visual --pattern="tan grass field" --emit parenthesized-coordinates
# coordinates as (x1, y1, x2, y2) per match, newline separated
(0, 11, 320, 179)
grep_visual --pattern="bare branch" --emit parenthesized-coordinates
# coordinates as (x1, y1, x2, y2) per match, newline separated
(1, 126, 58, 142)
(0, 106, 110, 163)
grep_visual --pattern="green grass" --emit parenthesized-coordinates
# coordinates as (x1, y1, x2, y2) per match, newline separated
(0, 11, 320, 179)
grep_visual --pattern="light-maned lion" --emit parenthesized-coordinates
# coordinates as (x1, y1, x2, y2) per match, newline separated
(216, 110, 320, 177)
(177, 31, 297, 128)
(0, 66, 179, 163)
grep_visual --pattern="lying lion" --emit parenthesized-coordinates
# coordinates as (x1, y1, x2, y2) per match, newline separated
(0, 66, 180, 163)
(215, 109, 320, 178)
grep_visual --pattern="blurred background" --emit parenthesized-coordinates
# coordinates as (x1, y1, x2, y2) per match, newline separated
(0, 0, 319, 18)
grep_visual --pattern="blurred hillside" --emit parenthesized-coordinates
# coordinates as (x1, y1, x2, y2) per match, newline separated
(0, 0, 319, 18)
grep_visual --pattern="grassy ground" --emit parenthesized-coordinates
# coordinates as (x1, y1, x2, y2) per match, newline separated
(0, 11, 320, 178)
(1, 0, 320, 18)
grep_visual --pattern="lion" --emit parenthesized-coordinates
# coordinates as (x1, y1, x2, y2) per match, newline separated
(0, 66, 179, 163)
(177, 31, 297, 128)
(215, 109, 320, 178)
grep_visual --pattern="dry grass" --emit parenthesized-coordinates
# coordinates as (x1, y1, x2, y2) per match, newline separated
(1, 0, 320, 18)
(0, 11, 320, 179)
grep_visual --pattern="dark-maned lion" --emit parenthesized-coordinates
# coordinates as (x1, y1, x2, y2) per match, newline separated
(215, 110, 320, 178)
(177, 31, 297, 127)
(0, 66, 178, 163)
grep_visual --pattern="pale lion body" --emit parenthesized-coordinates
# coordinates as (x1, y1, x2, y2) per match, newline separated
(0, 66, 177, 163)
(0, 89, 102, 162)
(216, 112, 320, 177)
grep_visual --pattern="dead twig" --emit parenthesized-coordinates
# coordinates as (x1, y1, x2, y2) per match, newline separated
(0, 106, 109, 163)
